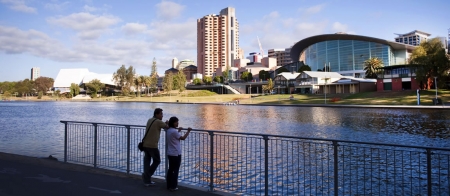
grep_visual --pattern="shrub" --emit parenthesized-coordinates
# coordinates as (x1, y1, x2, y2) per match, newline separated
(38, 91, 43, 99)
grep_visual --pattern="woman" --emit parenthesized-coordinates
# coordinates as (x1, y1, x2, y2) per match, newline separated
(166, 116, 192, 191)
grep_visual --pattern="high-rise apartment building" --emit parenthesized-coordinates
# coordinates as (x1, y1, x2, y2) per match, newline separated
(197, 7, 240, 77)
(31, 67, 40, 81)
(268, 48, 292, 67)
(394, 30, 430, 46)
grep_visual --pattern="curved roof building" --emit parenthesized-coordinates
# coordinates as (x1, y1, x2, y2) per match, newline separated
(290, 34, 416, 77)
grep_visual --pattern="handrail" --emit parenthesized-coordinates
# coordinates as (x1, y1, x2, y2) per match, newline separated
(60, 120, 450, 151)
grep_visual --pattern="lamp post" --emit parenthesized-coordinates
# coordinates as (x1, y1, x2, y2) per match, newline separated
(278, 85, 280, 103)
(324, 76, 328, 104)
(434, 76, 438, 100)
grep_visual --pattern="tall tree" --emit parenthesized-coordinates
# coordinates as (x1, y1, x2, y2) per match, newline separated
(262, 78, 275, 93)
(258, 70, 270, 81)
(175, 71, 186, 92)
(134, 75, 145, 97)
(163, 72, 173, 94)
(410, 37, 450, 89)
(15, 79, 34, 97)
(143, 75, 151, 95)
(240, 71, 253, 82)
(113, 65, 127, 91)
(34, 77, 54, 93)
(222, 65, 230, 82)
(298, 65, 312, 72)
(363, 57, 383, 78)
(86, 79, 105, 98)
(69, 83, 80, 97)
(150, 58, 158, 93)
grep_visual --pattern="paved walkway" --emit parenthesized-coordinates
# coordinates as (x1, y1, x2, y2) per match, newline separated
(0, 152, 230, 196)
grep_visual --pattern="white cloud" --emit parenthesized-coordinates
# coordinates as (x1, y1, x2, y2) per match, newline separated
(147, 19, 197, 50)
(332, 22, 348, 33)
(47, 12, 121, 40)
(301, 4, 326, 15)
(44, 1, 70, 12)
(121, 23, 148, 35)
(83, 5, 97, 12)
(0, 0, 37, 13)
(155, 1, 185, 21)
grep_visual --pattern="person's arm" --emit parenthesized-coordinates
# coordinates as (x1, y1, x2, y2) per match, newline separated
(178, 127, 191, 140)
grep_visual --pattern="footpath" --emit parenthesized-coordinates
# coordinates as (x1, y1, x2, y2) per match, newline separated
(0, 152, 229, 196)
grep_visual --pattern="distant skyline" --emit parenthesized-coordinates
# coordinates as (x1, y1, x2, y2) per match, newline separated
(0, 0, 448, 82)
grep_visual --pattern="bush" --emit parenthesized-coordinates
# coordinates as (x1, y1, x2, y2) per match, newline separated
(38, 91, 43, 99)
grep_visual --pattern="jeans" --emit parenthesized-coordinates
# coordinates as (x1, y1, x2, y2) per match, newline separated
(142, 148, 161, 183)
(167, 155, 181, 189)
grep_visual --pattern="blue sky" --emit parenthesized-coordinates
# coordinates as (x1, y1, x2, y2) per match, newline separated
(0, 0, 448, 82)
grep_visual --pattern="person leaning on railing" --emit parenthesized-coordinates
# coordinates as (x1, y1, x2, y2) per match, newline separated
(142, 108, 169, 186)
(166, 116, 192, 192)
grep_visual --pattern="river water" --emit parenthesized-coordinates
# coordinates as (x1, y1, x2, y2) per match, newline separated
(0, 101, 449, 159)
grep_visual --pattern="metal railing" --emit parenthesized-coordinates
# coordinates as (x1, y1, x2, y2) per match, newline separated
(60, 120, 450, 196)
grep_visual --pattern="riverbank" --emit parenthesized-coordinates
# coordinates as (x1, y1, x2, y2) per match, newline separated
(2, 89, 449, 106)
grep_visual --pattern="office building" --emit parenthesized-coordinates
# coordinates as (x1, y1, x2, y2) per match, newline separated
(197, 7, 240, 77)
(394, 30, 430, 46)
(268, 48, 293, 67)
(31, 67, 40, 81)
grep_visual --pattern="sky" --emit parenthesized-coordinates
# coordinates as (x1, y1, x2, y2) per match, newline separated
(0, 0, 448, 82)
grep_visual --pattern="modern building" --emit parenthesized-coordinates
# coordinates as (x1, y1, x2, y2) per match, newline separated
(53, 69, 115, 94)
(176, 59, 195, 70)
(197, 7, 240, 77)
(290, 33, 417, 78)
(172, 58, 178, 69)
(31, 67, 40, 81)
(394, 30, 430, 46)
(268, 48, 292, 67)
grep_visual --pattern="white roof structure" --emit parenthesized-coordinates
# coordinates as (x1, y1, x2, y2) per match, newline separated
(53, 69, 90, 87)
(302, 71, 343, 78)
(81, 73, 115, 86)
(277, 72, 300, 80)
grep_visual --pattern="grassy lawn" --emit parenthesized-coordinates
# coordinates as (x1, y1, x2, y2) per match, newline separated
(2, 89, 449, 106)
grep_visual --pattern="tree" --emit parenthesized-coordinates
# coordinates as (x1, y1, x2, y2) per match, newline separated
(193, 78, 202, 85)
(143, 75, 151, 95)
(86, 79, 105, 98)
(163, 72, 173, 94)
(410, 37, 450, 89)
(15, 79, 34, 97)
(174, 71, 187, 92)
(37, 91, 43, 99)
(262, 78, 275, 93)
(3, 91, 11, 99)
(203, 76, 212, 85)
(222, 65, 230, 82)
(34, 77, 54, 93)
(134, 75, 145, 97)
(69, 83, 80, 98)
(113, 65, 135, 94)
(276, 67, 289, 74)
(258, 70, 270, 81)
(213, 76, 222, 83)
(150, 58, 158, 93)
(240, 71, 253, 82)
(298, 65, 311, 72)
(363, 57, 383, 78)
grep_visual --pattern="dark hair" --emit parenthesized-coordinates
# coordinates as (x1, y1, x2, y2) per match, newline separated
(154, 108, 163, 117)
(168, 117, 179, 128)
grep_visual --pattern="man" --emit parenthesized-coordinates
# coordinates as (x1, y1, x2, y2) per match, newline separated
(142, 108, 168, 186)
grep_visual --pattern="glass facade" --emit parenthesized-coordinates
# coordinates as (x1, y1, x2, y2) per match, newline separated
(304, 40, 393, 75)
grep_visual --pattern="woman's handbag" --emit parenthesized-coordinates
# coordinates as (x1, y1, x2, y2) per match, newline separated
(138, 119, 157, 152)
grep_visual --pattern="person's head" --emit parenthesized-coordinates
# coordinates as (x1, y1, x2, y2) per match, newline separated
(154, 108, 163, 120)
(168, 117, 179, 128)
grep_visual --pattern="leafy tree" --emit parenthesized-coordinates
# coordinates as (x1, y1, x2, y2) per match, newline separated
(193, 78, 202, 85)
(163, 72, 173, 94)
(276, 67, 290, 74)
(143, 75, 152, 95)
(298, 65, 312, 72)
(15, 79, 34, 97)
(37, 91, 43, 99)
(213, 76, 222, 83)
(174, 71, 186, 92)
(69, 83, 80, 98)
(262, 78, 275, 93)
(203, 76, 212, 85)
(258, 70, 270, 81)
(86, 79, 105, 98)
(410, 37, 450, 89)
(240, 71, 253, 82)
(134, 75, 145, 97)
(113, 65, 135, 93)
(34, 77, 54, 93)
(0, 82, 15, 94)
(222, 65, 230, 82)
(55, 90, 61, 98)
(3, 91, 11, 99)
(363, 57, 383, 78)
(150, 58, 158, 93)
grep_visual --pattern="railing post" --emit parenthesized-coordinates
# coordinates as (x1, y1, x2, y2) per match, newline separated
(64, 122, 67, 163)
(263, 135, 269, 196)
(165, 129, 168, 179)
(93, 123, 98, 168)
(208, 131, 214, 192)
(426, 148, 432, 196)
(333, 141, 339, 196)
(126, 125, 131, 174)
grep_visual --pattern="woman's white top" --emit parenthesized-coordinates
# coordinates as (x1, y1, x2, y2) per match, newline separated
(167, 127, 182, 156)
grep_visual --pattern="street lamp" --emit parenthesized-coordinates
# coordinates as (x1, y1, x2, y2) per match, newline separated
(324, 76, 329, 104)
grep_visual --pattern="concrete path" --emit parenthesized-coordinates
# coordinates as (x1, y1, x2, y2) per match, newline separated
(0, 152, 229, 196)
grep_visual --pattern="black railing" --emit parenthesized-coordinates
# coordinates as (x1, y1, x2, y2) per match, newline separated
(60, 120, 450, 196)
